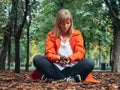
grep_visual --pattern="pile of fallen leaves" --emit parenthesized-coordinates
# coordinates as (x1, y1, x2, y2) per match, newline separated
(0, 70, 120, 90)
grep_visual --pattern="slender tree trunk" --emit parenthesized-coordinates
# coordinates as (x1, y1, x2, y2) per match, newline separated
(25, 1, 31, 71)
(14, 37, 20, 73)
(25, 23, 30, 71)
(109, 44, 113, 71)
(14, 0, 29, 73)
(0, 35, 10, 70)
(7, 37, 11, 70)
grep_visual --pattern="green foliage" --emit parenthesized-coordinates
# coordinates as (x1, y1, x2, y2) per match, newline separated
(0, 0, 11, 50)
(17, 0, 114, 63)
(0, 0, 115, 66)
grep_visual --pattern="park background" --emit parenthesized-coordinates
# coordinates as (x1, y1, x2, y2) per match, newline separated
(0, 0, 120, 73)
(0, 0, 120, 89)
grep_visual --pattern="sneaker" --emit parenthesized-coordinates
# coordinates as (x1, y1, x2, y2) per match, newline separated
(41, 75, 46, 80)
(41, 75, 53, 83)
(46, 78, 53, 83)
(65, 76, 75, 82)
(74, 74, 81, 82)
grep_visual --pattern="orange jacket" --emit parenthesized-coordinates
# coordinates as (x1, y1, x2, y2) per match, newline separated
(45, 30, 85, 63)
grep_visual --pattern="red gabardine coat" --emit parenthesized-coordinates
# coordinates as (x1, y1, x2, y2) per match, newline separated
(45, 30, 85, 63)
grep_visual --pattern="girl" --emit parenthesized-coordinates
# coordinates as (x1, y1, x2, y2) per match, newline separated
(31, 9, 99, 83)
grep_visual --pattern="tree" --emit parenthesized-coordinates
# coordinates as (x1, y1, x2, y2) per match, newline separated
(0, 0, 13, 70)
(25, 17, 31, 71)
(25, 6, 31, 71)
(13, 0, 29, 73)
(104, 0, 120, 72)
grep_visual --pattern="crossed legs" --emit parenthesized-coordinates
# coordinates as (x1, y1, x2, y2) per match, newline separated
(33, 55, 94, 80)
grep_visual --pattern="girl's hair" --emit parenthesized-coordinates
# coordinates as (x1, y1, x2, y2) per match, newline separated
(53, 9, 74, 38)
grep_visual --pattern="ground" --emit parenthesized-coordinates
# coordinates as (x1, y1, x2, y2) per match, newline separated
(0, 70, 120, 90)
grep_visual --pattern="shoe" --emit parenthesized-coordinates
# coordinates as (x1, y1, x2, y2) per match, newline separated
(41, 75, 53, 83)
(85, 74, 100, 83)
(30, 69, 42, 81)
(41, 75, 46, 80)
(46, 78, 53, 83)
(65, 76, 75, 82)
(74, 74, 81, 82)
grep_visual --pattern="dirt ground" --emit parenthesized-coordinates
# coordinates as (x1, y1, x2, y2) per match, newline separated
(0, 70, 120, 90)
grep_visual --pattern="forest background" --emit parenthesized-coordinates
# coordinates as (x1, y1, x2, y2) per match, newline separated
(0, 0, 120, 74)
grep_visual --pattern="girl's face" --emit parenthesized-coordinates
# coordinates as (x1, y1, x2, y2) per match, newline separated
(60, 19, 71, 35)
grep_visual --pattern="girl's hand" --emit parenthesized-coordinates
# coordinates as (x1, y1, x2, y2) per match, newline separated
(62, 56, 70, 66)
(56, 56, 70, 66)
(56, 56, 63, 66)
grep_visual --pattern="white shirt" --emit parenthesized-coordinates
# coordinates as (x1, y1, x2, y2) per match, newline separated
(54, 36, 78, 70)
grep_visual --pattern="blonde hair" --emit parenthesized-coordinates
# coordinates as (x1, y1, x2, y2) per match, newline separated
(53, 9, 74, 38)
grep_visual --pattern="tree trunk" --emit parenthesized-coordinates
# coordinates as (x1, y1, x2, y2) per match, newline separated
(104, 0, 120, 72)
(14, 37, 20, 73)
(109, 44, 113, 71)
(25, 1, 31, 71)
(7, 38, 11, 70)
(25, 22, 30, 71)
(112, 21, 120, 72)
(13, 0, 29, 73)
(0, 35, 10, 70)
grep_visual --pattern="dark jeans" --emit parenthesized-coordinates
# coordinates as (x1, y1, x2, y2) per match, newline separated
(33, 55, 95, 80)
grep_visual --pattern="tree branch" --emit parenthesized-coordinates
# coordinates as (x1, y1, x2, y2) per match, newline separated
(18, 0, 29, 39)
(104, 0, 120, 20)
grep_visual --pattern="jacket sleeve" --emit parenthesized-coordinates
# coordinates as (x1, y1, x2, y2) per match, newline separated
(69, 31, 85, 63)
(45, 32, 58, 62)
